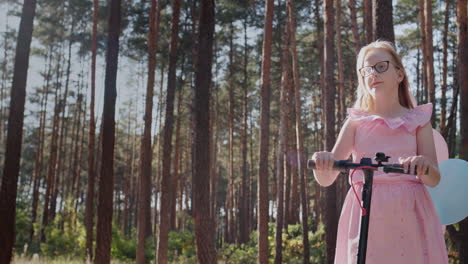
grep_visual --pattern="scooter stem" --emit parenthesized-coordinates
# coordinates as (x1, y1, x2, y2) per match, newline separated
(357, 158, 373, 264)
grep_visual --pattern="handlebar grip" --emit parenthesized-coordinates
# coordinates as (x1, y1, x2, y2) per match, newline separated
(307, 160, 426, 175)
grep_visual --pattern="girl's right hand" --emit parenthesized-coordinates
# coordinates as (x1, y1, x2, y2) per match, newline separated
(311, 151, 335, 170)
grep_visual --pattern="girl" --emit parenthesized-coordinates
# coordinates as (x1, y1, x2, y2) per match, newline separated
(311, 40, 448, 263)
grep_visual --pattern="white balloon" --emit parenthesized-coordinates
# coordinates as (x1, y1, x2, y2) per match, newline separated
(426, 159, 468, 225)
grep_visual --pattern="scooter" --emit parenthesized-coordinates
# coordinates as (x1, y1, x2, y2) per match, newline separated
(307, 152, 417, 264)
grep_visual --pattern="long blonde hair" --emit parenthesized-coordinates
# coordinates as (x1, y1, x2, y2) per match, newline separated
(354, 40, 414, 112)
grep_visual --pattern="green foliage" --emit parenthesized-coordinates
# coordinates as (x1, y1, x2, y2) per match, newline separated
(220, 243, 257, 264)
(219, 222, 325, 263)
(168, 230, 195, 261)
(111, 227, 137, 261)
(40, 209, 86, 258)
(14, 198, 32, 254)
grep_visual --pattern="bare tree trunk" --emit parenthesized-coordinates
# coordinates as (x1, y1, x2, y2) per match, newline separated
(0, 0, 37, 261)
(192, 1, 217, 256)
(94, 0, 121, 262)
(440, 0, 450, 132)
(424, 0, 436, 124)
(336, 0, 345, 123)
(30, 51, 52, 242)
(274, 18, 290, 264)
(239, 16, 250, 245)
(122, 104, 133, 235)
(289, 86, 299, 224)
(324, 0, 338, 262)
(136, 0, 160, 262)
(249, 117, 256, 234)
(153, 63, 166, 234)
(363, 0, 373, 43)
(335, 0, 349, 221)
(284, 123, 291, 225)
(258, 0, 274, 263)
(419, 0, 428, 102)
(157, 0, 181, 262)
(85, 0, 98, 259)
(71, 95, 84, 199)
(74, 94, 87, 219)
(59, 19, 76, 206)
(456, 0, 468, 260)
(348, 0, 361, 54)
(171, 88, 183, 231)
(210, 81, 218, 225)
(41, 64, 62, 241)
(372, 0, 395, 42)
(226, 22, 235, 244)
(287, 1, 311, 262)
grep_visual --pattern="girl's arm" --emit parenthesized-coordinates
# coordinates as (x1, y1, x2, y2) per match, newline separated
(312, 118, 356, 187)
(400, 122, 441, 187)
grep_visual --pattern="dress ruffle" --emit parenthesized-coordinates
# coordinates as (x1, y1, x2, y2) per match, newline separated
(347, 103, 432, 132)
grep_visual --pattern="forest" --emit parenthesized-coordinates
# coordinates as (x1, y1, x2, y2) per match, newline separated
(0, 0, 467, 263)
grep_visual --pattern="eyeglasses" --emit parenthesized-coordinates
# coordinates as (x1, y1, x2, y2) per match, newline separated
(359, 61, 397, 77)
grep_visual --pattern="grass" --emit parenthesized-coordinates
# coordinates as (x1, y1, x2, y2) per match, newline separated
(13, 255, 227, 264)
(12, 255, 132, 264)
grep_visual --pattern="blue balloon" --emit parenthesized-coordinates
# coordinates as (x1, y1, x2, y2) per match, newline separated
(426, 159, 468, 225)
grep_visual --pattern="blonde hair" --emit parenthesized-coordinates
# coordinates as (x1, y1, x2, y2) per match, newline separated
(354, 40, 414, 111)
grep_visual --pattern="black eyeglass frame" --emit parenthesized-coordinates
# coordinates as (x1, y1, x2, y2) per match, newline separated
(359, 61, 400, 77)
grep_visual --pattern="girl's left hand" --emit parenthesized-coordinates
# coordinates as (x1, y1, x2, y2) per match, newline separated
(398, 155, 432, 179)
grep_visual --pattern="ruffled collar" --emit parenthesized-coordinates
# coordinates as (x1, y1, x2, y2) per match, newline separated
(347, 103, 433, 132)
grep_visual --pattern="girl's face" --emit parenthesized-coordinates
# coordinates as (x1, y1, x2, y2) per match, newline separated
(360, 49, 403, 98)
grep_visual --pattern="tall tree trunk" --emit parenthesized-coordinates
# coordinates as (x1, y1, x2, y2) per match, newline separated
(210, 80, 218, 227)
(335, 0, 348, 220)
(94, 0, 121, 262)
(122, 104, 134, 235)
(275, 15, 290, 264)
(336, 0, 345, 123)
(49, 43, 66, 224)
(424, 0, 436, 124)
(0, 0, 37, 261)
(136, 0, 160, 261)
(75, 96, 87, 216)
(59, 18, 75, 205)
(153, 62, 166, 234)
(171, 87, 183, 231)
(239, 16, 249, 245)
(419, 0, 428, 102)
(226, 22, 235, 244)
(284, 112, 291, 225)
(372, 0, 395, 42)
(85, 0, 98, 259)
(192, 0, 217, 252)
(30, 51, 52, 242)
(41, 62, 62, 241)
(249, 118, 256, 234)
(157, 0, 181, 262)
(363, 0, 373, 43)
(324, 0, 337, 262)
(456, 0, 468, 260)
(348, 0, 361, 54)
(440, 0, 450, 132)
(287, 1, 310, 262)
(313, 0, 324, 234)
(258, 0, 274, 263)
(288, 89, 299, 224)
(71, 95, 84, 199)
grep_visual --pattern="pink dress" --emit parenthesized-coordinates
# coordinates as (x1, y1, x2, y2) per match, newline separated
(334, 103, 448, 264)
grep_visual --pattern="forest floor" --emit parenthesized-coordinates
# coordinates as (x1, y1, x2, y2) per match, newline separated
(12, 256, 130, 264)
(13, 256, 228, 264)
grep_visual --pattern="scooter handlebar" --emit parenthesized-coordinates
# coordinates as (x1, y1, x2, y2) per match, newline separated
(307, 159, 420, 175)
